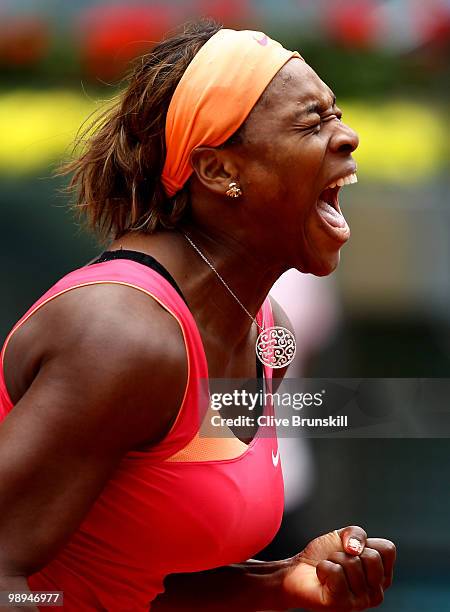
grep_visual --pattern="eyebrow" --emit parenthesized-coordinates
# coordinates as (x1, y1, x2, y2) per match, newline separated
(303, 93, 337, 116)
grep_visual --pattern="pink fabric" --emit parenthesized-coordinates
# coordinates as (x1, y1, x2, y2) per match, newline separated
(0, 259, 284, 611)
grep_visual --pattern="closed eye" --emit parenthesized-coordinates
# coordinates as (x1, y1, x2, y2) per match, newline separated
(311, 110, 343, 134)
(324, 110, 343, 122)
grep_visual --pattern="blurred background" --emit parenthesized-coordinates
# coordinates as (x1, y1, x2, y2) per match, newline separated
(1, 0, 449, 610)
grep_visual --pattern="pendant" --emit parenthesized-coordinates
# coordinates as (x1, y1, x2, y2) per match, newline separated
(256, 326, 296, 369)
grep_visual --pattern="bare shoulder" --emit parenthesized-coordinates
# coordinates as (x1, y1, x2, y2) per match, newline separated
(0, 283, 188, 576)
(4, 282, 188, 452)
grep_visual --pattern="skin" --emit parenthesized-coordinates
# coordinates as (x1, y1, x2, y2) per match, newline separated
(0, 57, 395, 612)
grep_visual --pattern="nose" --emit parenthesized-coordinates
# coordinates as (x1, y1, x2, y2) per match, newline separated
(330, 121, 359, 154)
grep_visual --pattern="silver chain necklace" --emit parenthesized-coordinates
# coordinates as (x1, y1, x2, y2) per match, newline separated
(182, 231, 296, 369)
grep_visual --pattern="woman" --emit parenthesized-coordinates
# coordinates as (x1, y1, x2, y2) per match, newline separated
(0, 20, 395, 612)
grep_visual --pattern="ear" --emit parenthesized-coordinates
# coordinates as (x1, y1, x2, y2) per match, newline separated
(189, 147, 239, 196)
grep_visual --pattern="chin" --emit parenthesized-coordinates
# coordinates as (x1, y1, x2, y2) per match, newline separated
(297, 221, 349, 276)
(305, 250, 341, 277)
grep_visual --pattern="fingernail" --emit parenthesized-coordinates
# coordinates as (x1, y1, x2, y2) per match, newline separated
(347, 538, 363, 554)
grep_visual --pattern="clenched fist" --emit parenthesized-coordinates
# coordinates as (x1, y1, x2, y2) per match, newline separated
(280, 526, 396, 611)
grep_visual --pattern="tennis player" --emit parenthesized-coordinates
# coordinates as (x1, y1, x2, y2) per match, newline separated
(0, 20, 395, 611)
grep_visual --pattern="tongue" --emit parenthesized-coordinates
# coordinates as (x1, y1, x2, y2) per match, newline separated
(317, 199, 346, 228)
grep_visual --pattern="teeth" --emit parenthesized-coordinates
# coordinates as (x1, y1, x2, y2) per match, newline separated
(325, 172, 357, 190)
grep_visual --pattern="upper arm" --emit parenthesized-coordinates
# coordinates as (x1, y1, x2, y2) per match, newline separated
(0, 284, 187, 576)
(268, 295, 294, 391)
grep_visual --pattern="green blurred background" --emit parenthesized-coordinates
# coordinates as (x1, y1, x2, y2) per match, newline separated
(1, 1, 449, 610)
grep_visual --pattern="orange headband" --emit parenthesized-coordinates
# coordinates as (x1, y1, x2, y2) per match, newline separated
(161, 28, 302, 197)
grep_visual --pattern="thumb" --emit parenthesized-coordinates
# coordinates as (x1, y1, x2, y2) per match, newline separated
(337, 525, 367, 556)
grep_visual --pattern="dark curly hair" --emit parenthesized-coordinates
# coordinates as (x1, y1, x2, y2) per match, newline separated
(60, 19, 247, 241)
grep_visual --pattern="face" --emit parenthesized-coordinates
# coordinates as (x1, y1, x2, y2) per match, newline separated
(231, 58, 359, 276)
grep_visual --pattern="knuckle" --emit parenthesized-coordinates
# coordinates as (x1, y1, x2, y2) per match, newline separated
(329, 563, 344, 577)
(330, 564, 345, 581)
(318, 559, 335, 574)
(350, 524, 368, 539)
(362, 548, 381, 562)
(345, 555, 360, 567)
(385, 540, 397, 558)
(348, 524, 365, 532)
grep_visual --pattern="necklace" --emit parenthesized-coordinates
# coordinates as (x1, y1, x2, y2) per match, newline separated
(182, 231, 296, 369)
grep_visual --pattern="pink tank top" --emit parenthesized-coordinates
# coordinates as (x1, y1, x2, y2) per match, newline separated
(0, 257, 284, 611)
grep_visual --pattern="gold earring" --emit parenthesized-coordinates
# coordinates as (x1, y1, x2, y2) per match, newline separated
(225, 181, 242, 198)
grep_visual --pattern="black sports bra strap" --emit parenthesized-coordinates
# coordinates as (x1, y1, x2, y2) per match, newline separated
(89, 250, 188, 305)
(89, 249, 264, 380)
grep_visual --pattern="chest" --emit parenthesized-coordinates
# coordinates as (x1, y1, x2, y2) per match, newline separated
(198, 321, 261, 379)
(88, 436, 285, 575)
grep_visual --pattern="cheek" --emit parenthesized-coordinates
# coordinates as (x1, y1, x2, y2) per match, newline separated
(244, 160, 283, 200)
(242, 138, 323, 208)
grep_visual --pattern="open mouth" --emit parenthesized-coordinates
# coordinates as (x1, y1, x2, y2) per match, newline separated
(316, 172, 357, 235)
(317, 187, 346, 228)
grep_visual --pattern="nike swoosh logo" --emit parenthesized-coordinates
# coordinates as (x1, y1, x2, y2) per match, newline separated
(271, 448, 280, 467)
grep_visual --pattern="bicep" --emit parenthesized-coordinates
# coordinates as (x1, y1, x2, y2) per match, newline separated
(0, 295, 187, 576)
(0, 362, 126, 574)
